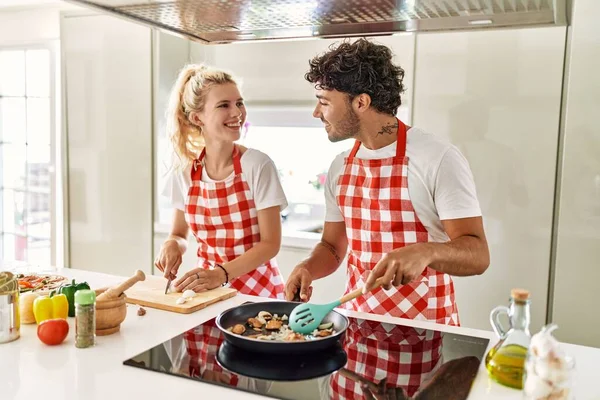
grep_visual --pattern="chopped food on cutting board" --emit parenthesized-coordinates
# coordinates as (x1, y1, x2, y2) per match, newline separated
(227, 311, 335, 341)
(175, 289, 196, 305)
(16, 274, 68, 293)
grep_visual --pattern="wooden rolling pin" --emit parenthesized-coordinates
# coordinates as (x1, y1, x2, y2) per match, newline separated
(96, 270, 146, 301)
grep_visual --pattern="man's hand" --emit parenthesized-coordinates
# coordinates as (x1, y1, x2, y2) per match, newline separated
(284, 263, 314, 301)
(363, 243, 433, 293)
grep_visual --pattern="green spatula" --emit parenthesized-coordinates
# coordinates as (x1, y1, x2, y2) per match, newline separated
(289, 279, 384, 335)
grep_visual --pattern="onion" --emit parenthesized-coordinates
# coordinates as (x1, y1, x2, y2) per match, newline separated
(20, 292, 39, 324)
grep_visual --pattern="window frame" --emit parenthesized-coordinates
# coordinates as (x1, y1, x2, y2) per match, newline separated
(0, 41, 61, 270)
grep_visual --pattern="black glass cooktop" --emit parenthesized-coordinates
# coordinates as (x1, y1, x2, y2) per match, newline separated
(124, 310, 489, 400)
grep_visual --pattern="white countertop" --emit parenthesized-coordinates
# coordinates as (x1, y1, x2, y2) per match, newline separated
(2, 268, 599, 400)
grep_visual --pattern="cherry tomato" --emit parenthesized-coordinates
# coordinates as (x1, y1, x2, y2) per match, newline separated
(37, 318, 69, 345)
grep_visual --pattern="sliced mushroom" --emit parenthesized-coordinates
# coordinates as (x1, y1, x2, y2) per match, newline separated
(247, 317, 264, 328)
(232, 324, 246, 335)
(318, 322, 333, 330)
(315, 329, 333, 337)
(266, 319, 283, 330)
(284, 332, 306, 342)
(258, 311, 273, 321)
(253, 327, 262, 332)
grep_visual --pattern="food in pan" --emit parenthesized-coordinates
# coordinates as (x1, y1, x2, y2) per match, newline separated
(227, 310, 335, 341)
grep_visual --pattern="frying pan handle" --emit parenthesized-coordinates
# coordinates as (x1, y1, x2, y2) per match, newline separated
(292, 291, 302, 302)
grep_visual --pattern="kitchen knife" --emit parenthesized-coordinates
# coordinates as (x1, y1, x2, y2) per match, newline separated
(164, 278, 171, 295)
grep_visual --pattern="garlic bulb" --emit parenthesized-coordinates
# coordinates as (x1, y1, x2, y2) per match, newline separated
(524, 324, 572, 400)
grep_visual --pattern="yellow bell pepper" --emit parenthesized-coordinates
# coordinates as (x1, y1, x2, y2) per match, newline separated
(33, 292, 69, 324)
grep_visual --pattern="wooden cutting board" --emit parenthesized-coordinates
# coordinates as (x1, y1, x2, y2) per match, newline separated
(124, 274, 237, 314)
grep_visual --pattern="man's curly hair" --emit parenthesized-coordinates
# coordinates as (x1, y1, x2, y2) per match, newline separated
(305, 38, 405, 116)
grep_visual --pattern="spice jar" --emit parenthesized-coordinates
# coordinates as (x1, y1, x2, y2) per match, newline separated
(75, 289, 96, 348)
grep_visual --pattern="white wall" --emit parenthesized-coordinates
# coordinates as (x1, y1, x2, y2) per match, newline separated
(0, 8, 59, 45)
(553, 0, 600, 348)
(0, 1, 78, 46)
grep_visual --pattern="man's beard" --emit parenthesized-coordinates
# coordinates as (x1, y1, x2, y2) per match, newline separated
(326, 106, 360, 143)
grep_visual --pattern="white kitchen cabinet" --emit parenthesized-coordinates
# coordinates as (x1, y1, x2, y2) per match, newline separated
(61, 13, 153, 275)
(413, 27, 567, 333)
(552, 0, 600, 348)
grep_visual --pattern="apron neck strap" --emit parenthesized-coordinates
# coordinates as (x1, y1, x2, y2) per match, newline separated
(348, 119, 408, 160)
(396, 119, 407, 158)
(191, 145, 242, 181)
(231, 145, 242, 174)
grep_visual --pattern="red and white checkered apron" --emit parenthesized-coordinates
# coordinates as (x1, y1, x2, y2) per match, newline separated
(184, 144, 284, 298)
(330, 119, 459, 398)
(183, 145, 284, 382)
(331, 320, 443, 398)
(184, 321, 240, 384)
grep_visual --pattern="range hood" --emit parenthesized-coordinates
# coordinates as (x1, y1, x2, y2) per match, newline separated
(65, 0, 568, 44)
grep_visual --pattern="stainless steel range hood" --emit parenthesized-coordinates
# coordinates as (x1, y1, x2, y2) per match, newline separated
(65, 0, 568, 44)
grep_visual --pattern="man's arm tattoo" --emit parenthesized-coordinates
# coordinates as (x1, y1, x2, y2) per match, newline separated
(319, 241, 341, 264)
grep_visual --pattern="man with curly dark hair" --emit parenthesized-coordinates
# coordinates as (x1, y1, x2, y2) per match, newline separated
(285, 38, 490, 397)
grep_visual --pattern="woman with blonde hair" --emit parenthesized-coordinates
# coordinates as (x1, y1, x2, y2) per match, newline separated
(155, 64, 287, 299)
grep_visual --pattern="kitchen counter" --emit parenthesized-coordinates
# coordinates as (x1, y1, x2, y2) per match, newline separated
(2, 268, 599, 400)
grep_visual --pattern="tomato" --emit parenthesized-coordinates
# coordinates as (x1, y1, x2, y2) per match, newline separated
(37, 318, 69, 345)
(18, 280, 34, 288)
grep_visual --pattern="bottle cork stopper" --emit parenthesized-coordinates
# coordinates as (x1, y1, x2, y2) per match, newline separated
(511, 288, 530, 301)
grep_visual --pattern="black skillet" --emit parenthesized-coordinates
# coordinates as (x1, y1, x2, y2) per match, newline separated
(215, 300, 349, 354)
(216, 340, 347, 381)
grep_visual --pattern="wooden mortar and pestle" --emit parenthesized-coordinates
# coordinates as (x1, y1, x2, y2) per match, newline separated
(94, 270, 145, 336)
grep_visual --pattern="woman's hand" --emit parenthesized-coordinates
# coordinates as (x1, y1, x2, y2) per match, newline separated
(154, 239, 183, 281)
(173, 267, 227, 292)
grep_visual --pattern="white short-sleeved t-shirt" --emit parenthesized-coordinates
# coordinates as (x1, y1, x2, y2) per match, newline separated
(161, 148, 288, 212)
(325, 127, 482, 243)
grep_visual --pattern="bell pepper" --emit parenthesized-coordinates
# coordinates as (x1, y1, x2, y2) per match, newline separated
(33, 292, 69, 324)
(58, 279, 91, 317)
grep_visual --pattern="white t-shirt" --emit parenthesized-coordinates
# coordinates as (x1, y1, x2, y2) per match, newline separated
(161, 148, 288, 212)
(325, 127, 482, 242)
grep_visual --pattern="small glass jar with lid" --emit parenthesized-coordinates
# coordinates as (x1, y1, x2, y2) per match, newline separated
(75, 289, 96, 348)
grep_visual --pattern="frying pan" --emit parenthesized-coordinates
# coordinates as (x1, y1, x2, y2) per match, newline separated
(216, 341, 347, 381)
(215, 301, 348, 354)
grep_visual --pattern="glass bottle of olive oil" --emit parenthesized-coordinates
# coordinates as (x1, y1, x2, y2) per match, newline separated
(485, 288, 531, 389)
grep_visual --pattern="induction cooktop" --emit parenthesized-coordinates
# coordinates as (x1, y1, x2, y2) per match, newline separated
(124, 310, 489, 400)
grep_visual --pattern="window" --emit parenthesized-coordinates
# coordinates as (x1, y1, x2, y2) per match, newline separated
(155, 123, 351, 236)
(0, 47, 56, 268)
(239, 125, 350, 235)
